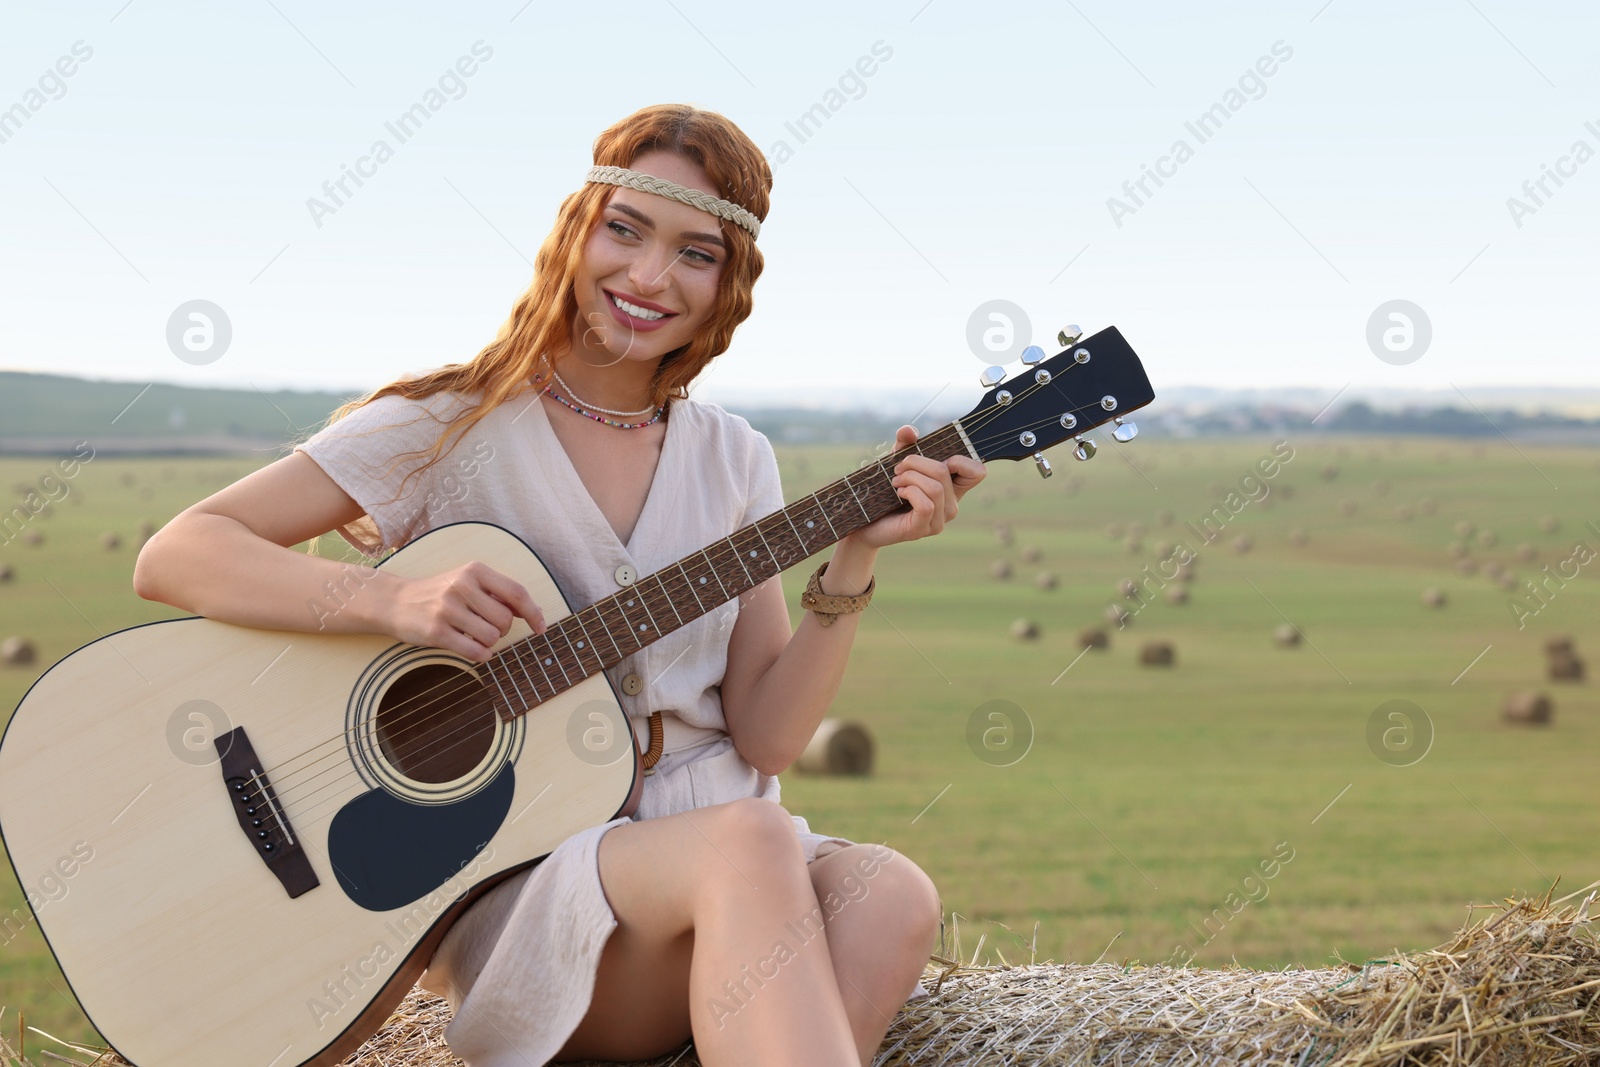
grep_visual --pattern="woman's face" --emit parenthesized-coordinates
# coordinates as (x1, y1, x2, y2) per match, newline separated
(568, 149, 728, 369)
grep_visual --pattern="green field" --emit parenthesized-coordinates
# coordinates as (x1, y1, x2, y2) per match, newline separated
(0, 436, 1596, 1046)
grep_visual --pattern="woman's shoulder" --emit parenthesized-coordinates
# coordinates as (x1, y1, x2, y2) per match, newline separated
(671, 395, 769, 456)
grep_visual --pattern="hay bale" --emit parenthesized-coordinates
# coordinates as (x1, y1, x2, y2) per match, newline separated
(1273, 622, 1302, 646)
(1128, 520, 1147, 539)
(989, 559, 1012, 580)
(1544, 636, 1575, 657)
(1372, 478, 1390, 496)
(0, 563, 12, 583)
(1496, 572, 1518, 592)
(1123, 537, 1142, 555)
(0, 637, 36, 667)
(1548, 653, 1585, 682)
(1176, 562, 1196, 582)
(1104, 602, 1131, 627)
(1156, 508, 1174, 526)
(21, 529, 42, 547)
(1033, 571, 1057, 591)
(1420, 587, 1446, 608)
(993, 523, 1013, 546)
(1020, 545, 1041, 564)
(1010, 618, 1039, 641)
(137, 519, 156, 543)
(1477, 529, 1498, 549)
(101, 531, 122, 551)
(1483, 561, 1505, 580)
(1447, 540, 1470, 559)
(1139, 641, 1174, 666)
(1395, 504, 1414, 522)
(1418, 495, 1437, 515)
(1515, 542, 1537, 561)
(1288, 527, 1308, 547)
(1164, 585, 1189, 605)
(1117, 578, 1139, 600)
(794, 719, 874, 775)
(1232, 534, 1253, 553)
(1502, 690, 1553, 725)
(1320, 463, 1339, 480)
(1455, 558, 1478, 576)
(1338, 498, 1357, 517)
(1455, 519, 1476, 538)
(1153, 540, 1174, 560)
(1077, 627, 1108, 649)
(1539, 514, 1560, 533)
(1105, 522, 1123, 539)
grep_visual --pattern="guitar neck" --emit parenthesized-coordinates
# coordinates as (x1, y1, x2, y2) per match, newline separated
(487, 421, 974, 719)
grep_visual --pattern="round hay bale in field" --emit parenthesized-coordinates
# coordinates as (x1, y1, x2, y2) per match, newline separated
(1078, 627, 1109, 649)
(989, 559, 1012, 581)
(1104, 602, 1131, 627)
(1455, 519, 1477, 538)
(1020, 544, 1041, 564)
(38, 503, 53, 519)
(1164, 585, 1189, 605)
(101, 531, 122, 551)
(1139, 641, 1175, 666)
(1002, 485, 1020, 500)
(1338, 498, 1357, 517)
(1128, 520, 1147, 539)
(993, 523, 1013, 545)
(1418, 495, 1437, 515)
(21, 529, 43, 547)
(1477, 529, 1498, 549)
(1548, 653, 1585, 682)
(1539, 514, 1560, 534)
(1544, 636, 1575, 657)
(1372, 478, 1391, 496)
(1483, 561, 1505, 580)
(0, 636, 37, 667)
(1273, 622, 1302, 646)
(1118, 578, 1140, 600)
(1502, 690, 1552, 725)
(1232, 534, 1253, 553)
(1156, 508, 1174, 527)
(1448, 540, 1470, 559)
(1420, 587, 1447, 608)
(137, 519, 157, 542)
(1033, 571, 1057, 591)
(1177, 562, 1196, 582)
(0, 563, 12, 583)
(1496, 573, 1518, 592)
(119, 471, 135, 487)
(794, 719, 874, 776)
(1105, 522, 1123, 540)
(1320, 463, 1339, 481)
(1154, 540, 1175, 561)
(1123, 537, 1142, 555)
(1455, 558, 1479, 576)
(1010, 618, 1040, 641)
(1288, 528, 1309, 547)
(1395, 504, 1414, 522)
(1516, 542, 1537, 561)
(1278, 483, 1295, 499)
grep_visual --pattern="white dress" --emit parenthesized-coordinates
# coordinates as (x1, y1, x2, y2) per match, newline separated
(293, 384, 928, 1066)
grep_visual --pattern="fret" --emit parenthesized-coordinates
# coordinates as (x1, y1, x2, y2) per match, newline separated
(752, 519, 781, 568)
(527, 637, 558, 693)
(875, 458, 896, 494)
(542, 634, 572, 687)
(698, 548, 730, 598)
(591, 601, 626, 661)
(811, 490, 840, 538)
(567, 614, 604, 675)
(677, 561, 707, 612)
(726, 536, 755, 585)
(502, 644, 534, 706)
(652, 573, 685, 629)
(779, 505, 809, 556)
(555, 627, 587, 679)
(483, 660, 514, 711)
(616, 589, 656, 642)
(843, 474, 873, 523)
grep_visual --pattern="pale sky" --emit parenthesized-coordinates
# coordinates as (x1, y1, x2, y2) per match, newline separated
(2, 1, 1596, 408)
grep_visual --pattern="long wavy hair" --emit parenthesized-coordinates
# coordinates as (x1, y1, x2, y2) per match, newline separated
(311, 103, 772, 514)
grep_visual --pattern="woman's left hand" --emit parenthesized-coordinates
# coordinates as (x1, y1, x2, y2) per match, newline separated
(846, 425, 987, 551)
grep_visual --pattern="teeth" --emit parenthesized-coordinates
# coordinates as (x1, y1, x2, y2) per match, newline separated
(612, 294, 665, 321)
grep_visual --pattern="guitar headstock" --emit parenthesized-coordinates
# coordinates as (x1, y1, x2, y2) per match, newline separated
(958, 325, 1154, 475)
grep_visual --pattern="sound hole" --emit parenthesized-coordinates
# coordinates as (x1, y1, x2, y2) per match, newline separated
(375, 664, 497, 785)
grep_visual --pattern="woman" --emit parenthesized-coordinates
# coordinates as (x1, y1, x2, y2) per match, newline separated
(133, 103, 985, 1066)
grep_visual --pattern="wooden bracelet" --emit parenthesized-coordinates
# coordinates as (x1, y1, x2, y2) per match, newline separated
(800, 561, 875, 627)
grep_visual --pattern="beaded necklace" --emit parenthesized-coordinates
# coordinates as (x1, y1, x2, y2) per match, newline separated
(540, 383, 666, 429)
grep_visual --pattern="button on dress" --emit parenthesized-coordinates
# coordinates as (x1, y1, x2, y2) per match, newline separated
(293, 384, 928, 1065)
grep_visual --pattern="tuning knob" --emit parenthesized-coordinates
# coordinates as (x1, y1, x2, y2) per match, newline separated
(1073, 436, 1097, 461)
(1112, 417, 1138, 442)
(1057, 325, 1083, 346)
(979, 365, 1006, 389)
(1020, 345, 1045, 366)
(1033, 452, 1053, 478)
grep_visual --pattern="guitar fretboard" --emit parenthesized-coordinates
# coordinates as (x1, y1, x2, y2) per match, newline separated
(483, 421, 974, 720)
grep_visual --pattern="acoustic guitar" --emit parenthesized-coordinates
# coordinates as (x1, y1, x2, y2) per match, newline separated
(0, 326, 1153, 1066)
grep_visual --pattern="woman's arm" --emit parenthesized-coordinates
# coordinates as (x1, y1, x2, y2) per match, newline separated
(720, 425, 985, 776)
(132, 451, 545, 662)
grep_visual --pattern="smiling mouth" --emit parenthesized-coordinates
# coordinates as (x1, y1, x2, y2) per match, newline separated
(605, 290, 677, 322)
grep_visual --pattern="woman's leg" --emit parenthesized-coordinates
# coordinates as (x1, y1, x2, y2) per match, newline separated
(806, 844, 942, 1067)
(553, 796, 861, 1066)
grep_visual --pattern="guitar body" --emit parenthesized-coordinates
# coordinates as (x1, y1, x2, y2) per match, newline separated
(0, 521, 642, 1067)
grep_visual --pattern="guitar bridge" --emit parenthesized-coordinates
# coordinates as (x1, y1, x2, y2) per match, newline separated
(216, 726, 320, 898)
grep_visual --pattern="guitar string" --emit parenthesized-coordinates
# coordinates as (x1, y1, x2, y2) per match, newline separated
(246, 358, 1120, 824)
(247, 361, 1114, 834)
(251, 364, 1113, 834)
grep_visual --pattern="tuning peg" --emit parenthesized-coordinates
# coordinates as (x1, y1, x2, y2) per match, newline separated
(1020, 345, 1045, 366)
(1073, 436, 1097, 461)
(979, 365, 1006, 389)
(1057, 325, 1083, 346)
(1033, 452, 1053, 478)
(1112, 417, 1138, 442)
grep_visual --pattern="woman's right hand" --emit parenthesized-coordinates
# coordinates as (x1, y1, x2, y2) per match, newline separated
(382, 561, 546, 663)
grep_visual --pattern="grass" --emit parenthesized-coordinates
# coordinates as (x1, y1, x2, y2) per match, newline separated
(0, 434, 1596, 1046)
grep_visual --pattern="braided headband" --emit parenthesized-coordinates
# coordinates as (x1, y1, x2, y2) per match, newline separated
(586, 164, 761, 241)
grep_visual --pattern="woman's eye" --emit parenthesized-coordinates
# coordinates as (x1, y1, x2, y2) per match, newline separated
(607, 220, 636, 239)
(684, 248, 717, 265)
